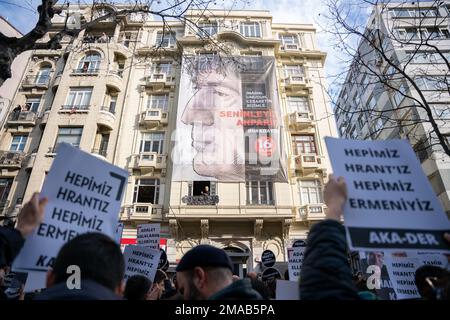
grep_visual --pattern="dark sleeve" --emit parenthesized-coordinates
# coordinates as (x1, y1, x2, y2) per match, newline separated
(0, 227, 25, 267)
(299, 219, 359, 300)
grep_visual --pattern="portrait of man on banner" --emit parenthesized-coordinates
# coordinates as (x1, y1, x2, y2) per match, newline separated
(172, 54, 287, 182)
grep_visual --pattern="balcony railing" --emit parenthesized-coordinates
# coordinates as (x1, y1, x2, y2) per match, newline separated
(22, 75, 51, 87)
(0, 151, 25, 168)
(82, 35, 113, 43)
(7, 111, 37, 125)
(181, 194, 220, 206)
(109, 70, 124, 78)
(60, 105, 90, 112)
(91, 148, 108, 158)
(298, 204, 327, 221)
(100, 105, 116, 115)
(72, 68, 99, 75)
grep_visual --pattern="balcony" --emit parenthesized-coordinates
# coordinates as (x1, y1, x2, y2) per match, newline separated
(289, 111, 315, 130)
(120, 203, 163, 221)
(98, 106, 116, 130)
(291, 154, 327, 174)
(82, 35, 113, 44)
(297, 204, 327, 221)
(139, 109, 169, 128)
(281, 44, 300, 51)
(106, 71, 123, 91)
(133, 152, 167, 171)
(22, 75, 51, 89)
(181, 195, 220, 206)
(59, 105, 90, 113)
(91, 148, 108, 161)
(72, 68, 99, 76)
(6, 111, 37, 127)
(24, 153, 36, 170)
(145, 73, 174, 89)
(285, 75, 309, 88)
(0, 151, 25, 169)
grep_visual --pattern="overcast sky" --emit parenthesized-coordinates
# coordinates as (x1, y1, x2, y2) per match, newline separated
(0, 0, 372, 98)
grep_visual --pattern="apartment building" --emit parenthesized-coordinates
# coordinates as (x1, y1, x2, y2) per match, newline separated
(335, 1, 450, 217)
(0, 4, 337, 275)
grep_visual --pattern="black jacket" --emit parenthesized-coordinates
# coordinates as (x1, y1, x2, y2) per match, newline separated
(34, 280, 122, 300)
(209, 279, 262, 300)
(299, 219, 359, 300)
(0, 227, 25, 268)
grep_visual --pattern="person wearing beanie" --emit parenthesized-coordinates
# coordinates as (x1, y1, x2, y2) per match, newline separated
(176, 245, 262, 300)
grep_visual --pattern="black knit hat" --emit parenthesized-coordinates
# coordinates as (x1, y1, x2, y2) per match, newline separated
(176, 245, 233, 272)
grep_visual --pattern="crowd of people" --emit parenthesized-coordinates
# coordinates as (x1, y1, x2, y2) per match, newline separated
(0, 176, 449, 300)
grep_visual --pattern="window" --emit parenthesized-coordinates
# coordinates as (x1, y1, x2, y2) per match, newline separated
(287, 96, 310, 113)
(10, 135, 28, 152)
(368, 95, 377, 110)
(283, 65, 304, 78)
(393, 83, 408, 105)
(155, 31, 176, 48)
(108, 95, 117, 114)
(151, 63, 172, 75)
(189, 181, 217, 196)
(55, 127, 83, 148)
(246, 181, 274, 205)
(299, 180, 322, 205)
(198, 22, 218, 37)
(77, 53, 101, 72)
(292, 135, 316, 155)
(390, 8, 438, 18)
(36, 67, 51, 84)
(25, 97, 41, 113)
(140, 132, 164, 154)
(432, 104, 450, 119)
(240, 22, 261, 38)
(279, 34, 298, 45)
(133, 179, 160, 204)
(65, 88, 92, 109)
(147, 95, 168, 111)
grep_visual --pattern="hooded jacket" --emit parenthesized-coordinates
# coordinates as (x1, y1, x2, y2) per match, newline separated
(299, 219, 359, 300)
(34, 279, 122, 300)
(0, 227, 25, 268)
(208, 278, 262, 300)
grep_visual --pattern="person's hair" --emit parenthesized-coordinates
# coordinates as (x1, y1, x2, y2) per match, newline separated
(154, 269, 168, 285)
(51, 233, 124, 291)
(415, 265, 449, 299)
(124, 275, 152, 300)
(250, 277, 271, 299)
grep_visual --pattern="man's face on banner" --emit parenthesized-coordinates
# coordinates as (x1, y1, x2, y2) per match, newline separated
(181, 63, 245, 180)
(368, 252, 384, 268)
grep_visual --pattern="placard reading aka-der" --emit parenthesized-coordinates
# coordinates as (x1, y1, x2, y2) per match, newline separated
(13, 143, 128, 274)
(325, 138, 450, 253)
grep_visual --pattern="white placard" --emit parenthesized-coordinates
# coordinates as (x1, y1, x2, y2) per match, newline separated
(137, 223, 160, 249)
(123, 245, 161, 282)
(325, 138, 450, 253)
(12, 143, 128, 290)
(276, 279, 300, 300)
(384, 254, 421, 300)
(114, 222, 124, 244)
(287, 247, 305, 282)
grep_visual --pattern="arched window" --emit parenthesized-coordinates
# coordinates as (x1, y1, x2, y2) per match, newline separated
(36, 66, 52, 84)
(77, 53, 101, 73)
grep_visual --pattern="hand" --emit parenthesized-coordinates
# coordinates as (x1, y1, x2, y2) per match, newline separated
(16, 193, 48, 238)
(444, 233, 450, 245)
(146, 285, 161, 300)
(324, 174, 347, 221)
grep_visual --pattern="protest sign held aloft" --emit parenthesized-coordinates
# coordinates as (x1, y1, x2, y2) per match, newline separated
(114, 222, 124, 244)
(288, 247, 306, 282)
(137, 223, 160, 249)
(325, 138, 450, 253)
(123, 245, 161, 282)
(261, 267, 281, 283)
(261, 250, 276, 268)
(13, 144, 128, 285)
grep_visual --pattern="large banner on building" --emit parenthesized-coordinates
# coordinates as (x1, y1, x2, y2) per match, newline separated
(172, 55, 287, 182)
